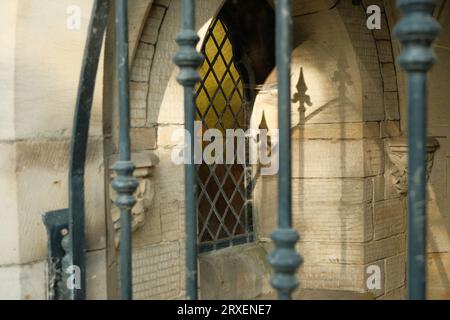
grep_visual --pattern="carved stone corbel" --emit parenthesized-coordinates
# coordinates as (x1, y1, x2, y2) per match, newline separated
(387, 137, 440, 196)
(109, 151, 159, 248)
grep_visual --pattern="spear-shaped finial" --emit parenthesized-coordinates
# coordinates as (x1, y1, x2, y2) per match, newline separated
(292, 67, 312, 124)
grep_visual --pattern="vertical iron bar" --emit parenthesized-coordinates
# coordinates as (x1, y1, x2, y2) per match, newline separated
(394, 0, 439, 300)
(112, 0, 138, 300)
(68, 0, 110, 300)
(174, 0, 203, 300)
(267, 0, 302, 300)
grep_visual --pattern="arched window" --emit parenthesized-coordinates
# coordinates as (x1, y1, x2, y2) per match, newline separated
(196, 16, 253, 252)
(195, 1, 275, 252)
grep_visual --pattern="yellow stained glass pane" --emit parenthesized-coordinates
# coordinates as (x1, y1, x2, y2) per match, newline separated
(196, 18, 246, 133)
(205, 39, 218, 59)
(212, 56, 227, 81)
(204, 107, 218, 129)
(229, 63, 240, 84)
(221, 38, 233, 64)
(213, 89, 227, 115)
(203, 72, 217, 98)
(212, 20, 226, 45)
(195, 88, 209, 119)
(221, 108, 235, 129)
(230, 90, 241, 115)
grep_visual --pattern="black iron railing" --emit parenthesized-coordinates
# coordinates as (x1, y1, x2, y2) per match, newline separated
(394, 0, 440, 300)
(111, 0, 139, 300)
(266, 0, 302, 300)
(43, 0, 441, 300)
(174, 0, 203, 300)
(68, 0, 110, 300)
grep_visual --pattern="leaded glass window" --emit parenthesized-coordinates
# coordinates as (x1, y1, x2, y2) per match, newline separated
(195, 17, 254, 252)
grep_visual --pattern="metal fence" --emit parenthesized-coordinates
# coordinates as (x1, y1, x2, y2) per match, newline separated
(43, 0, 440, 300)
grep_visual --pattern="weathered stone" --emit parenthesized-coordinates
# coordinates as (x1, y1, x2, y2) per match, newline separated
(11, 138, 106, 263)
(376, 40, 393, 63)
(380, 121, 401, 138)
(385, 254, 406, 293)
(297, 233, 406, 266)
(384, 91, 400, 120)
(157, 125, 184, 147)
(372, 13, 391, 40)
(12, 0, 104, 139)
(292, 139, 385, 178)
(136, 42, 155, 60)
(373, 175, 385, 202)
(128, 0, 153, 61)
(131, 242, 181, 299)
(299, 262, 379, 293)
(0, 143, 20, 264)
(373, 199, 406, 240)
(86, 250, 108, 300)
(0, 261, 47, 300)
(293, 202, 373, 242)
(155, 0, 171, 8)
(381, 63, 398, 92)
(380, 286, 406, 300)
(254, 175, 277, 237)
(364, 234, 406, 263)
(293, 178, 373, 205)
(373, 172, 401, 203)
(140, 6, 166, 44)
(199, 244, 271, 299)
(130, 82, 149, 111)
(0, 0, 16, 141)
(386, 137, 440, 196)
(131, 127, 157, 151)
(131, 58, 152, 82)
(292, 122, 380, 140)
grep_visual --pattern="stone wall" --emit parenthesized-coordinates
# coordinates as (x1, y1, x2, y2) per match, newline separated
(254, 1, 406, 299)
(0, 0, 108, 299)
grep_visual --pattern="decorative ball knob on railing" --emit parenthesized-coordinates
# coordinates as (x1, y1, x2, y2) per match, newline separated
(112, 161, 139, 210)
(174, 29, 203, 87)
(394, 0, 440, 72)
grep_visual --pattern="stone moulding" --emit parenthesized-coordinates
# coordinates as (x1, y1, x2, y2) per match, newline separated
(109, 151, 159, 248)
(387, 136, 440, 196)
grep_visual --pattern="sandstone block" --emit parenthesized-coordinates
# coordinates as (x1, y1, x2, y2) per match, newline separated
(0, 261, 46, 300)
(293, 202, 373, 242)
(381, 63, 398, 92)
(131, 127, 157, 151)
(373, 198, 406, 240)
(131, 242, 181, 299)
(385, 253, 406, 293)
(384, 91, 400, 120)
(140, 6, 166, 44)
(376, 40, 393, 63)
(292, 122, 380, 140)
(292, 139, 384, 178)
